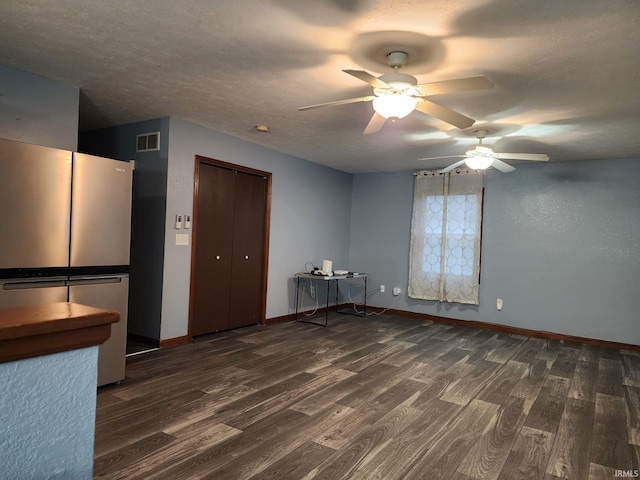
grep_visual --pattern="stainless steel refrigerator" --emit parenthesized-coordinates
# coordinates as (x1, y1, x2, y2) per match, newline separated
(0, 138, 132, 386)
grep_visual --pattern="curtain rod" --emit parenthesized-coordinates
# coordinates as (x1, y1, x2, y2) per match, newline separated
(413, 167, 482, 176)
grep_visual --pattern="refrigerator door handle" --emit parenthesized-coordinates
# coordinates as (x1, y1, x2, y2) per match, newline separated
(2, 280, 67, 290)
(67, 276, 124, 286)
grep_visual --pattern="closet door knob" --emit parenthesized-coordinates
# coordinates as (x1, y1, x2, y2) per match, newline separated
(216, 255, 221, 260)
(244, 255, 249, 260)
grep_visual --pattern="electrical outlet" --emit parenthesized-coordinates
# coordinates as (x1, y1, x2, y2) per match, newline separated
(393, 287, 401, 296)
(380, 285, 385, 293)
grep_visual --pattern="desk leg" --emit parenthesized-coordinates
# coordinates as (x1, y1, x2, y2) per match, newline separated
(295, 276, 300, 322)
(323, 280, 331, 327)
(363, 276, 367, 317)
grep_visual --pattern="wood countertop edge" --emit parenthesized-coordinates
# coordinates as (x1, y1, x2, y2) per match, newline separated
(0, 302, 120, 363)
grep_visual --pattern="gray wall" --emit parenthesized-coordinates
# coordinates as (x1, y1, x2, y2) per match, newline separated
(161, 118, 353, 340)
(349, 158, 640, 345)
(80, 118, 170, 340)
(0, 64, 79, 150)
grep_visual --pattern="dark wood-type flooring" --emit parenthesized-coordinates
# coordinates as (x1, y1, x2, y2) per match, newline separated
(94, 313, 640, 479)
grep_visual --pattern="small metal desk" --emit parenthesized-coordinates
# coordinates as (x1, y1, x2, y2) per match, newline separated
(294, 272, 367, 327)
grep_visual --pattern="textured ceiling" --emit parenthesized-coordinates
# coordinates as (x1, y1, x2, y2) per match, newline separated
(0, 0, 638, 173)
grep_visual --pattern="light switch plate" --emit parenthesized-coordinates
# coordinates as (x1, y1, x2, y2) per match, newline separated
(176, 233, 189, 246)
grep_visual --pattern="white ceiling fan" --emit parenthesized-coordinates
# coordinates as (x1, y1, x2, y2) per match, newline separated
(419, 129, 550, 173)
(299, 51, 493, 134)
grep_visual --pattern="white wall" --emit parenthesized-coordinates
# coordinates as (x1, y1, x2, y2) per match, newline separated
(0, 348, 98, 479)
(161, 118, 353, 340)
(349, 158, 640, 345)
(0, 64, 79, 150)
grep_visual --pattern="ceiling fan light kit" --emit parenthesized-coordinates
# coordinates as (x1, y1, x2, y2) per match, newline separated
(465, 155, 494, 170)
(372, 93, 417, 119)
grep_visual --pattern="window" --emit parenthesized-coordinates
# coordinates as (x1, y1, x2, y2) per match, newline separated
(408, 170, 483, 305)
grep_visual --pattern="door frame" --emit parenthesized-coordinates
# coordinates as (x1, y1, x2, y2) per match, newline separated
(188, 155, 272, 338)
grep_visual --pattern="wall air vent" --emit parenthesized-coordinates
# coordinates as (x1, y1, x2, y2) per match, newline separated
(136, 132, 160, 152)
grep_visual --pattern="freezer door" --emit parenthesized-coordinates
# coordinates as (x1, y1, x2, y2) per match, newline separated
(68, 276, 129, 386)
(0, 138, 72, 269)
(71, 153, 133, 268)
(0, 280, 68, 309)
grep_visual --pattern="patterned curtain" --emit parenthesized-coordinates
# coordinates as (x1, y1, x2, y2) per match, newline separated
(408, 170, 483, 305)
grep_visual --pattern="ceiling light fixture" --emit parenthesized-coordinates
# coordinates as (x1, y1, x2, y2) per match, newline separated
(464, 145, 495, 169)
(372, 94, 418, 119)
(464, 155, 494, 170)
(464, 130, 494, 169)
(371, 54, 420, 120)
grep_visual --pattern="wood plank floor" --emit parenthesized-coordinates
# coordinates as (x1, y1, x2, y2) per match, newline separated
(94, 313, 640, 480)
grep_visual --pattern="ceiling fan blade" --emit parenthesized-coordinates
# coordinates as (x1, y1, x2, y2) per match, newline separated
(439, 159, 468, 173)
(343, 69, 390, 89)
(298, 95, 375, 111)
(416, 76, 494, 96)
(418, 155, 466, 161)
(495, 152, 550, 161)
(363, 112, 386, 135)
(415, 99, 475, 129)
(492, 159, 516, 173)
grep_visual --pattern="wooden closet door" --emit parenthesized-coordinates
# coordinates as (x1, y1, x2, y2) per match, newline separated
(191, 164, 235, 335)
(228, 171, 267, 329)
